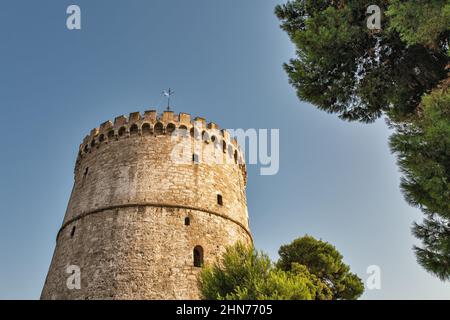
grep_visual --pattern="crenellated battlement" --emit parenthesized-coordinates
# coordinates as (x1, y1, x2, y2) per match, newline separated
(76, 111, 247, 182)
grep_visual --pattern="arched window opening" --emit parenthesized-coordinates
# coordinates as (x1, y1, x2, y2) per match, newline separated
(193, 246, 203, 267)
(118, 127, 127, 137)
(184, 217, 190, 226)
(212, 136, 220, 149)
(190, 127, 202, 140)
(234, 150, 238, 164)
(217, 194, 223, 206)
(155, 122, 164, 135)
(99, 134, 105, 143)
(222, 141, 227, 153)
(70, 226, 76, 238)
(142, 123, 152, 135)
(166, 123, 176, 135)
(178, 125, 188, 137)
(108, 130, 115, 139)
(130, 124, 139, 135)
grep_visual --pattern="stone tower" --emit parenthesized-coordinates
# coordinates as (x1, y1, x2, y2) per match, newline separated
(41, 110, 252, 300)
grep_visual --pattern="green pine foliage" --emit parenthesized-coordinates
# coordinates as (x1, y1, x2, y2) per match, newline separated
(199, 239, 361, 300)
(277, 235, 364, 300)
(390, 90, 450, 217)
(386, 0, 450, 50)
(200, 243, 272, 300)
(390, 89, 450, 280)
(199, 243, 328, 300)
(413, 216, 450, 281)
(275, 0, 449, 279)
(275, 0, 448, 123)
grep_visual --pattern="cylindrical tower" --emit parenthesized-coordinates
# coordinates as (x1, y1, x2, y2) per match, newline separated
(41, 110, 251, 300)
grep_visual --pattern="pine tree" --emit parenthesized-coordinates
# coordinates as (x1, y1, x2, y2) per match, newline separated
(277, 235, 364, 299)
(275, 0, 449, 279)
(200, 242, 334, 300)
(390, 88, 450, 280)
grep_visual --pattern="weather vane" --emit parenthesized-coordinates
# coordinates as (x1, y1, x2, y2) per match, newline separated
(162, 88, 174, 111)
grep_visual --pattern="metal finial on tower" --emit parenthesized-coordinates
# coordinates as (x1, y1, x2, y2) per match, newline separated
(162, 88, 174, 111)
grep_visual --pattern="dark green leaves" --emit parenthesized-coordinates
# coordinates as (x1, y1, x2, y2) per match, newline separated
(200, 237, 362, 300)
(277, 235, 364, 300)
(276, 0, 450, 280)
(275, 0, 448, 122)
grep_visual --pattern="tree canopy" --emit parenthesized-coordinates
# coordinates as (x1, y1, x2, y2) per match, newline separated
(275, 0, 448, 123)
(275, 0, 449, 279)
(200, 237, 362, 300)
(277, 235, 364, 299)
(390, 88, 450, 280)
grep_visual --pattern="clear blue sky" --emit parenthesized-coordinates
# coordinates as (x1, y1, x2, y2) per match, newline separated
(0, 0, 448, 299)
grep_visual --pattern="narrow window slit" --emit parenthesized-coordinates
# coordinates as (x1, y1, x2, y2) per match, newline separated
(70, 226, 76, 238)
(193, 246, 203, 267)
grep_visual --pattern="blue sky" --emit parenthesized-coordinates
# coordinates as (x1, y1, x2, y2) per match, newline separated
(0, 0, 448, 299)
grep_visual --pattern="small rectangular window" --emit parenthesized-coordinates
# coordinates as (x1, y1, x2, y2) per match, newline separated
(193, 153, 199, 164)
(217, 194, 223, 206)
